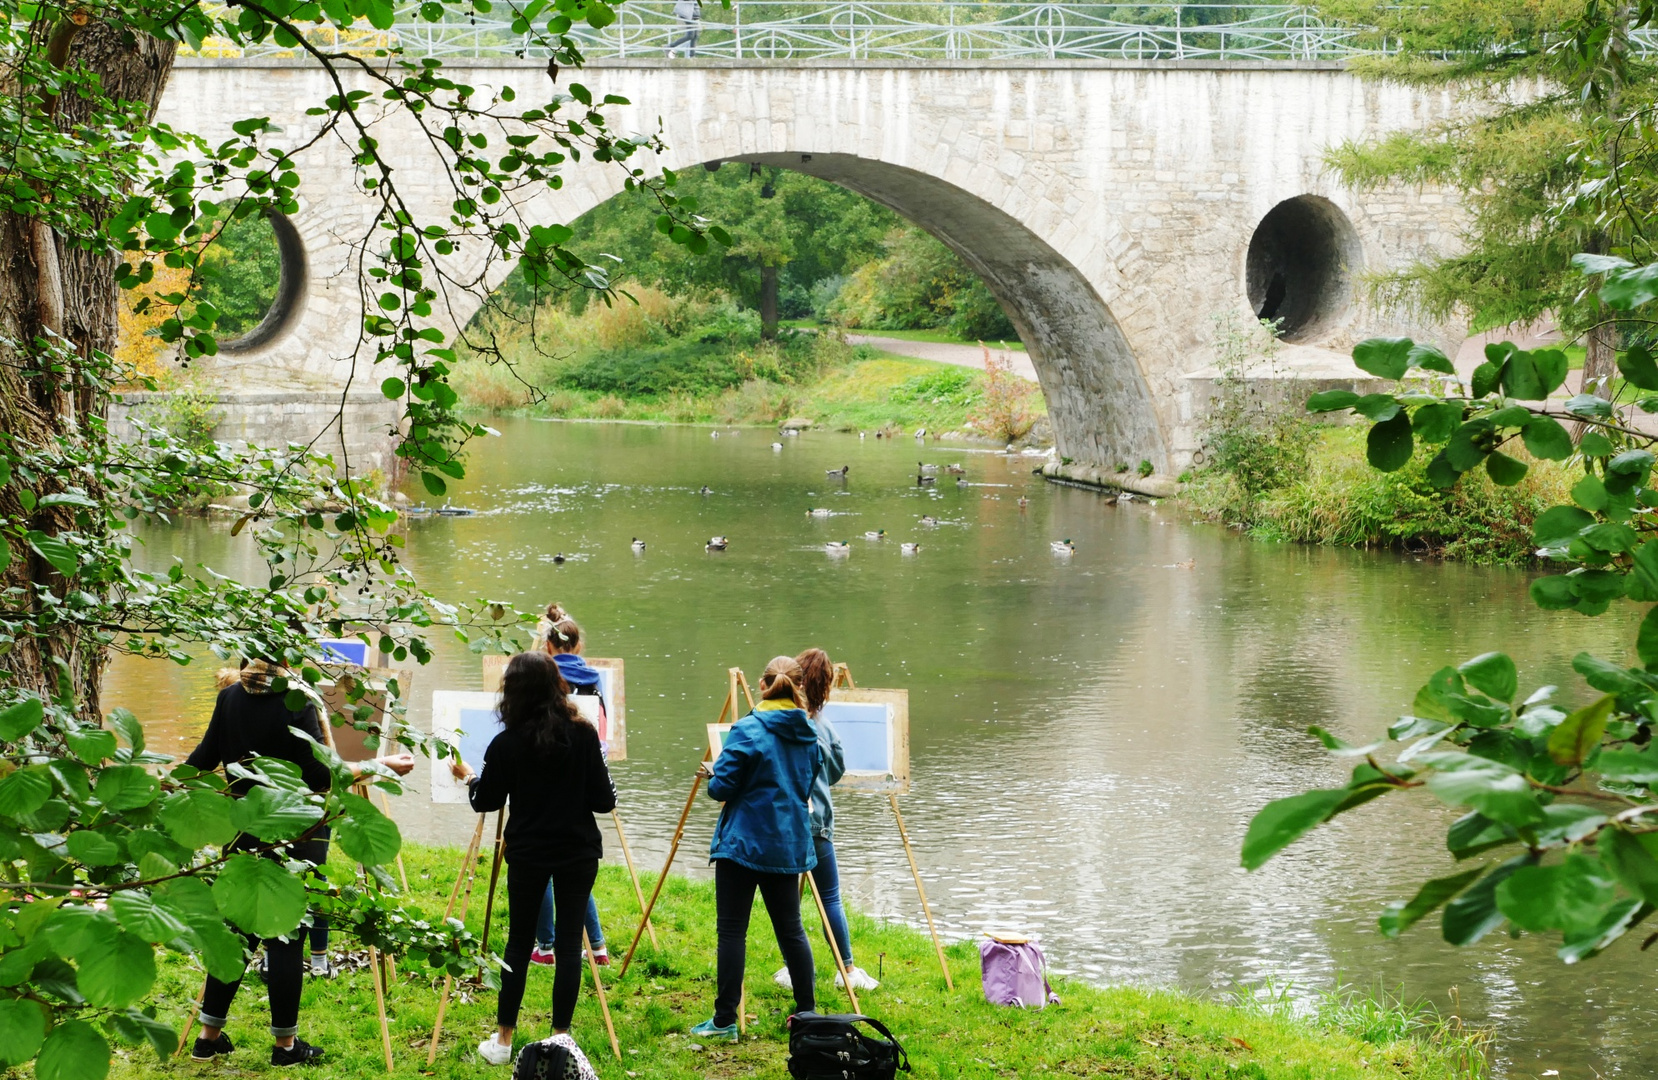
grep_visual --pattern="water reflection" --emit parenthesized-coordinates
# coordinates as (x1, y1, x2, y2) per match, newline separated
(108, 419, 1647, 1077)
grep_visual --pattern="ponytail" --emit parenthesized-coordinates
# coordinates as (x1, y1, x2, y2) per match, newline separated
(759, 655, 807, 710)
(539, 602, 583, 654)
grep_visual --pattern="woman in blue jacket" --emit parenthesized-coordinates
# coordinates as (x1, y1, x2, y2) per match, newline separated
(691, 656, 820, 1041)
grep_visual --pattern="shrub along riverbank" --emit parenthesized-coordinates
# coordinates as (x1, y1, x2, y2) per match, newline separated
(116, 845, 1482, 1079)
(1182, 424, 1576, 565)
(455, 286, 1044, 438)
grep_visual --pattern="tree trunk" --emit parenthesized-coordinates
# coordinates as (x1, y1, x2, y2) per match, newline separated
(760, 264, 779, 341)
(1583, 315, 1618, 400)
(0, 22, 176, 717)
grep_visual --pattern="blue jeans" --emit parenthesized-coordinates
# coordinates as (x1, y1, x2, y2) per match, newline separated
(536, 886, 603, 949)
(811, 835, 854, 965)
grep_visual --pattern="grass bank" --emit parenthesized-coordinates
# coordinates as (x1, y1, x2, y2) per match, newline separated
(455, 286, 1045, 439)
(1182, 425, 1575, 565)
(118, 845, 1482, 1079)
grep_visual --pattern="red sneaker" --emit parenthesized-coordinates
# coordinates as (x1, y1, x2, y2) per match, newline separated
(589, 946, 610, 966)
(529, 946, 556, 966)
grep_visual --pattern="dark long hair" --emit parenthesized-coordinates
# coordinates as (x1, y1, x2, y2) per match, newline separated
(498, 651, 577, 751)
(795, 648, 833, 717)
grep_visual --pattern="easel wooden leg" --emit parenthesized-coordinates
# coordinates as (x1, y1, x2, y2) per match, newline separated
(619, 772, 704, 977)
(174, 983, 206, 1057)
(479, 810, 507, 953)
(584, 930, 622, 1060)
(368, 944, 394, 1072)
(805, 871, 859, 1013)
(378, 788, 411, 892)
(738, 982, 747, 1035)
(428, 816, 488, 1066)
(890, 793, 952, 990)
(611, 808, 658, 949)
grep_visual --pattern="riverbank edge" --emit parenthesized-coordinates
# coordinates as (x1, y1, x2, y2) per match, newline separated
(116, 846, 1483, 1079)
(1040, 460, 1182, 498)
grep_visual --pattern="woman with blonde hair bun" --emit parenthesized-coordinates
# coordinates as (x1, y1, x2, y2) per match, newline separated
(690, 656, 820, 1042)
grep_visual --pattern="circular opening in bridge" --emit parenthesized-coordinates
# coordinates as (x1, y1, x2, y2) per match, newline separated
(1244, 195, 1359, 343)
(201, 209, 308, 352)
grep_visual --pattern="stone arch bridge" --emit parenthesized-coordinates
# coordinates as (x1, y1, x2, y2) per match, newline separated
(155, 58, 1464, 479)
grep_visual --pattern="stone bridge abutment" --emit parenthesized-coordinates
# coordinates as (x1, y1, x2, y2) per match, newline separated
(154, 58, 1466, 478)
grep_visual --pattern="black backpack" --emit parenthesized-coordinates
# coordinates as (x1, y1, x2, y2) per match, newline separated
(510, 1035, 595, 1080)
(787, 1011, 911, 1079)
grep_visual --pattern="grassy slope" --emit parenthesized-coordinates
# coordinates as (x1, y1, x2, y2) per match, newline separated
(119, 846, 1475, 1080)
(465, 352, 1044, 435)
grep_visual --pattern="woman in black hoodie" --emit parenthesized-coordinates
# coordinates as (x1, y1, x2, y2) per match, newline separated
(449, 651, 617, 1066)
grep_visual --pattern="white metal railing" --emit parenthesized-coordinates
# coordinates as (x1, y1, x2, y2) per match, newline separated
(183, 4, 1382, 62)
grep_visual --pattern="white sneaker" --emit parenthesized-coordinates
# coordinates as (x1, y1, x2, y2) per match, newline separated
(477, 1036, 513, 1066)
(835, 965, 881, 991)
(773, 965, 792, 989)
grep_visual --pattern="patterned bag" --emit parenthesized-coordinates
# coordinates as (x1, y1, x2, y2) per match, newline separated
(510, 1033, 599, 1080)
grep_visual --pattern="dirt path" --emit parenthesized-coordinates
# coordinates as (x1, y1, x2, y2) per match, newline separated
(846, 334, 1039, 382)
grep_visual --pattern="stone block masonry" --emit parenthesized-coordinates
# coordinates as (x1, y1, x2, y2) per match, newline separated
(109, 388, 404, 480)
(156, 58, 1470, 483)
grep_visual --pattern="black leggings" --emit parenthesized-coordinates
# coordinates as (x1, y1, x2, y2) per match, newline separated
(499, 858, 599, 1031)
(199, 837, 324, 1037)
(714, 859, 815, 1027)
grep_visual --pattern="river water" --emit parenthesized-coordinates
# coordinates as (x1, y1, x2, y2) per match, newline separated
(108, 418, 1651, 1077)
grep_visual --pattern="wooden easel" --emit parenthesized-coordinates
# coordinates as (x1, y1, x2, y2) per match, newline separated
(831, 663, 952, 989)
(426, 812, 497, 1064)
(619, 668, 755, 979)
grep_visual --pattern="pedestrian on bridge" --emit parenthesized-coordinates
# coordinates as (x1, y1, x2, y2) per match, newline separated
(667, 0, 701, 57)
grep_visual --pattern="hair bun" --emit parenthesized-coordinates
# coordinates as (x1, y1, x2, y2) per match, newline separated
(546, 603, 567, 621)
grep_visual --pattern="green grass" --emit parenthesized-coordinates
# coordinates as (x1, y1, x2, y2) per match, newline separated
(117, 845, 1484, 1079)
(800, 322, 1027, 351)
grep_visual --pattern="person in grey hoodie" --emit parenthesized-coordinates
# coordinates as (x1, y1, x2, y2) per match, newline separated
(666, 0, 700, 57)
(774, 648, 881, 993)
(690, 656, 819, 1042)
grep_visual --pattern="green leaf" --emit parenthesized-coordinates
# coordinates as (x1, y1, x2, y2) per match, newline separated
(1379, 867, 1483, 938)
(334, 792, 402, 866)
(1484, 450, 1528, 486)
(1557, 898, 1648, 963)
(1458, 652, 1517, 702)
(1407, 342, 1456, 374)
(1595, 748, 1658, 783)
(1445, 420, 1492, 471)
(1240, 788, 1349, 870)
(1443, 855, 1532, 945)
(77, 929, 155, 1009)
(1366, 412, 1413, 472)
(1471, 361, 1502, 398)
(1421, 753, 1546, 826)
(380, 376, 405, 399)
(66, 830, 122, 867)
(106, 708, 143, 754)
(1639, 607, 1658, 669)
(1533, 349, 1569, 395)
(1521, 416, 1573, 461)
(1568, 395, 1614, 421)
(1352, 394, 1401, 421)
(421, 471, 446, 497)
(107, 890, 193, 945)
(229, 786, 323, 842)
(1352, 337, 1412, 380)
(1496, 854, 1617, 936)
(1548, 694, 1615, 766)
(158, 790, 236, 849)
(35, 1019, 108, 1080)
(1411, 402, 1462, 443)
(1307, 390, 1360, 413)
(25, 532, 77, 578)
(1599, 828, 1658, 904)
(1619, 344, 1658, 390)
(1532, 505, 1594, 546)
(41, 905, 117, 960)
(0, 698, 43, 740)
(214, 853, 307, 938)
(94, 765, 159, 812)
(0, 997, 46, 1066)
(0, 765, 52, 817)
(1500, 351, 1546, 399)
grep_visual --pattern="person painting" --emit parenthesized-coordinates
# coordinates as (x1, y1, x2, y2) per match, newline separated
(530, 603, 608, 966)
(691, 656, 820, 1042)
(449, 651, 616, 1066)
(665, 0, 700, 57)
(774, 648, 880, 993)
(188, 659, 415, 1067)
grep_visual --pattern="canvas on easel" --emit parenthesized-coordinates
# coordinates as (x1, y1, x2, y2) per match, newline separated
(430, 690, 502, 804)
(481, 653, 627, 760)
(319, 667, 412, 764)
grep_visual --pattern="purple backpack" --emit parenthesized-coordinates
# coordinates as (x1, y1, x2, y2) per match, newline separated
(979, 937, 1060, 1009)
